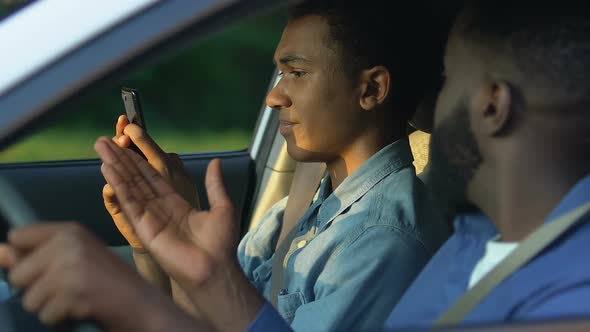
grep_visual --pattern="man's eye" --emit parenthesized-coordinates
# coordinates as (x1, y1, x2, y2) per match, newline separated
(277, 70, 306, 79)
(291, 71, 306, 78)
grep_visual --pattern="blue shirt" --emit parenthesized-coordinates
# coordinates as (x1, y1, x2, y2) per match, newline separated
(240, 139, 449, 331)
(250, 174, 590, 331)
(386, 174, 590, 329)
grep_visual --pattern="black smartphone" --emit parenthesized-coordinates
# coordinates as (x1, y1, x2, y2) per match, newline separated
(121, 87, 147, 159)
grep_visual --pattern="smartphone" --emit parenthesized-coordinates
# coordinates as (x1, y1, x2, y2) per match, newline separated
(121, 87, 147, 159)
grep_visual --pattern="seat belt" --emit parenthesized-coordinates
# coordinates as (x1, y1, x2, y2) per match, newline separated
(435, 201, 590, 326)
(270, 162, 327, 308)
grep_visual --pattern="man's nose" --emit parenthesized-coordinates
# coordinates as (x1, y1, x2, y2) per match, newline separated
(266, 82, 291, 111)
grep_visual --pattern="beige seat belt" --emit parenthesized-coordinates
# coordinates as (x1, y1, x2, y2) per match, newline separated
(435, 201, 590, 326)
(270, 162, 327, 308)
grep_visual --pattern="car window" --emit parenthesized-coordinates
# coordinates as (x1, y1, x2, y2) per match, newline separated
(0, 7, 285, 163)
(0, 0, 33, 19)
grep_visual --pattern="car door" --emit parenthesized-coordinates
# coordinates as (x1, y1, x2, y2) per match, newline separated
(0, 0, 286, 246)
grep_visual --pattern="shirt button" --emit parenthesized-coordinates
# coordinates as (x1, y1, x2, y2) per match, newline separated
(297, 240, 307, 249)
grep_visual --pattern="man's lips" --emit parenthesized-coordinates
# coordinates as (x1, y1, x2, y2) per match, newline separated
(279, 120, 297, 134)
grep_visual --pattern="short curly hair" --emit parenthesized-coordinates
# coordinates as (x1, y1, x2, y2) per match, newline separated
(457, 0, 590, 113)
(287, 0, 452, 120)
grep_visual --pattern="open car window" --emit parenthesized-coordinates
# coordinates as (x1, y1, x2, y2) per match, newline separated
(0, 0, 34, 20)
(0, 5, 285, 163)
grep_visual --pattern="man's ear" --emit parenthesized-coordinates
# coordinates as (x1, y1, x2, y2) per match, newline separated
(473, 81, 514, 136)
(359, 66, 390, 111)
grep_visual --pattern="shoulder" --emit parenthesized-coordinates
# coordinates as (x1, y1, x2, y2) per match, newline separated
(325, 218, 436, 271)
(499, 220, 590, 315)
(248, 196, 289, 234)
(366, 165, 429, 221)
(238, 196, 289, 261)
(359, 166, 449, 251)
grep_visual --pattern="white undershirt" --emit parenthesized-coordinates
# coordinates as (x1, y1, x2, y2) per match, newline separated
(468, 236, 519, 289)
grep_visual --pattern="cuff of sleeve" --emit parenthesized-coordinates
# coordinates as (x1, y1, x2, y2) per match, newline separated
(246, 301, 292, 332)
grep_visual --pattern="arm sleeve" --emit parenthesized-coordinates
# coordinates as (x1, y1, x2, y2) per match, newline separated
(247, 302, 293, 332)
(290, 226, 433, 332)
(238, 197, 288, 280)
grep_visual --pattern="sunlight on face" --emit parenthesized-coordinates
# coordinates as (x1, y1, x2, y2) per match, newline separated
(266, 15, 365, 163)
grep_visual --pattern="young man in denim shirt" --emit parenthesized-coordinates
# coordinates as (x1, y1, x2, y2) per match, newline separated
(3, 1, 588, 331)
(0, 1, 449, 330)
(235, 2, 449, 330)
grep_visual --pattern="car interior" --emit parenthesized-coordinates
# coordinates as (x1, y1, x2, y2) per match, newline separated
(0, 1, 588, 331)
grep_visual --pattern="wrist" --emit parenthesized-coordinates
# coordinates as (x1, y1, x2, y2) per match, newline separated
(132, 250, 172, 293)
(131, 246, 149, 255)
(137, 288, 209, 332)
(187, 258, 265, 332)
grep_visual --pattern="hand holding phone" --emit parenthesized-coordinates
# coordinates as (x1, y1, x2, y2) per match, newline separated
(121, 87, 147, 159)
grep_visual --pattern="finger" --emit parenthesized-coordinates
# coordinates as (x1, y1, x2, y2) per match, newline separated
(103, 157, 168, 246)
(98, 158, 146, 223)
(168, 153, 187, 174)
(205, 159, 233, 211)
(35, 273, 90, 325)
(111, 135, 131, 149)
(8, 237, 54, 289)
(168, 153, 182, 165)
(38, 292, 73, 325)
(117, 135, 132, 148)
(169, 153, 200, 210)
(102, 141, 163, 204)
(116, 115, 129, 137)
(97, 138, 155, 194)
(123, 124, 167, 163)
(122, 148, 191, 216)
(0, 244, 18, 269)
(119, 142, 177, 199)
(102, 184, 122, 215)
(102, 183, 115, 201)
(7, 224, 69, 251)
(20, 265, 57, 314)
(96, 139, 174, 223)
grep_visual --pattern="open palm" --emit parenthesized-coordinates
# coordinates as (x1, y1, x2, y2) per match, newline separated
(95, 137, 239, 288)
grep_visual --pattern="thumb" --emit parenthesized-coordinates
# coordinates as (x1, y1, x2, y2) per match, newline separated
(123, 124, 167, 163)
(116, 115, 129, 137)
(205, 159, 233, 211)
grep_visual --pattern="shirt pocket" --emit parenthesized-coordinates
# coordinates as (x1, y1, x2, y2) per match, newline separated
(277, 290, 306, 324)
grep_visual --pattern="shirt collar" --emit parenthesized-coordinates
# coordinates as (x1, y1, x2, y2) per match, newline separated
(315, 138, 414, 232)
(545, 174, 590, 222)
(453, 213, 499, 242)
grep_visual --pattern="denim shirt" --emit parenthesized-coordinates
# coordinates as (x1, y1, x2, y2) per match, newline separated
(386, 174, 590, 329)
(240, 139, 450, 331)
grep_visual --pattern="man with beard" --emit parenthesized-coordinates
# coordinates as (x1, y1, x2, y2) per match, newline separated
(0, 0, 588, 331)
(386, 0, 590, 328)
(0, 1, 449, 332)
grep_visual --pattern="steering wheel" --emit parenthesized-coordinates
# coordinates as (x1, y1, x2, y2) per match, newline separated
(0, 177, 103, 332)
